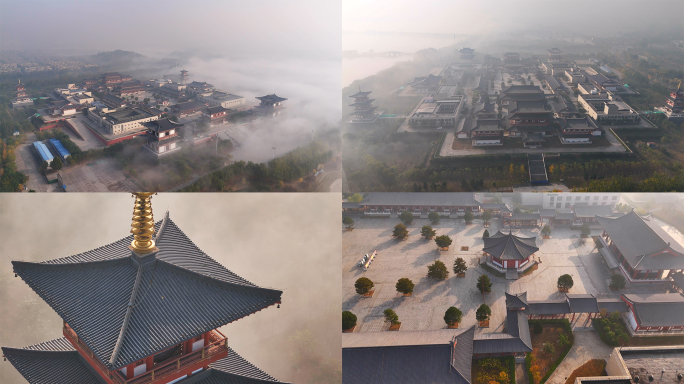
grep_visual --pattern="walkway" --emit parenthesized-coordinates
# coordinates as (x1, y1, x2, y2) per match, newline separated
(545, 331, 612, 384)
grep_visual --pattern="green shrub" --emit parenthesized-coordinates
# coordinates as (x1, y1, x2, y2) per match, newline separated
(342, 311, 357, 330)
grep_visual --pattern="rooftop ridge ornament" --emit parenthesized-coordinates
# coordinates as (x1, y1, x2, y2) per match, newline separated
(129, 192, 157, 254)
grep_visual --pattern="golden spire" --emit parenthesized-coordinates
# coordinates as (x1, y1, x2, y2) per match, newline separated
(129, 192, 157, 254)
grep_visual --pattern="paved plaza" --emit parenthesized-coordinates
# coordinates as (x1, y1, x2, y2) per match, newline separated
(343, 217, 622, 337)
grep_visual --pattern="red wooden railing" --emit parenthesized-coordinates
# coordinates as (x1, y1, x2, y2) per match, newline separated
(64, 324, 228, 384)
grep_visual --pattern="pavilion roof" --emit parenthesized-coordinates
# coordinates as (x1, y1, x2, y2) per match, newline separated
(256, 94, 287, 103)
(622, 293, 684, 327)
(483, 231, 538, 260)
(11, 213, 282, 371)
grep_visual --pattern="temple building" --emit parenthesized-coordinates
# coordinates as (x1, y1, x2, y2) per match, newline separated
(186, 81, 214, 95)
(409, 74, 443, 93)
(547, 48, 562, 63)
(195, 91, 245, 109)
(143, 119, 183, 157)
(578, 92, 640, 124)
(355, 192, 481, 218)
(458, 47, 475, 61)
(255, 94, 287, 117)
(171, 101, 206, 117)
(203, 106, 231, 126)
(101, 72, 132, 86)
(557, 116, 602, 144)
(408, 95, 461, 128)
(483, 231, 539, 271)
(499, 85, 546, 105)
(11, 79, 34, 109)
(621, 293, 684, 333)
(597, 211, 684, 283)
(505, 100, 555, 148)
(1, 193, 287, 384)
(348, 87, 378, 125)
(656, 82, 684, 122)
(117, 80, 146, 96)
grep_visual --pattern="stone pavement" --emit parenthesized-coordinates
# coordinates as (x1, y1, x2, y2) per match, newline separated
(545, 331, 613, 384)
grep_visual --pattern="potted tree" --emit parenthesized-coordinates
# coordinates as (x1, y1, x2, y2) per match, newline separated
(421, 225, 436, 240)
(609, 274, 626, 291)
(476, 304, 491, 328)
(383, 309, 401, 331)
(400, 211, 414, 225)
(427, 260, 449, 280)
(580, 222, 591, 238)
(355, 277, 374, 297)
(476, 274, 492, 302)
(428, 211, 440, 224)
(435, 235, 453, 251)
(395, 278, 415, 297)
(342, 311, 357, 332)
(343, 216, 355, 231)
(392, 223, 409, 240)
(482, 209, 492, 227)
(557, 274, 574, 292)
(463, 211, 474, 225)
(541, 224, 551, 239)
(444, 307, 463, 329)
(453, 257, 468, 277)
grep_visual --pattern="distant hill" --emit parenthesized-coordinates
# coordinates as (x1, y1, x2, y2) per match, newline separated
(89, 50, 147, 64)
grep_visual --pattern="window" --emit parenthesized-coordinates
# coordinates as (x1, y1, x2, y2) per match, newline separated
(565, 203, 570, 208)
(612, 196, 617, 200)
(594, 196, 599, 200)
(603, 196, 608, 200)
(585, 196, 590, 201)
(556, 203, 561, 208)
(575, 196, 580, 201)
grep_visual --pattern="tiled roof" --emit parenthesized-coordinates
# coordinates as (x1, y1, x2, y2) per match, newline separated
(11, 214, 282, 371)
(256, 94, 287, 103)
(622, 293, 684, 327)
(596, 212, 684, 270)
(505, 292, 528, 308)
(566, 294, 600, 313)
(483, 231, 538, 260)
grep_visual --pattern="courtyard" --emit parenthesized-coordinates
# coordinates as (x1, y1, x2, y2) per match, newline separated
(342, 215, 674, 338)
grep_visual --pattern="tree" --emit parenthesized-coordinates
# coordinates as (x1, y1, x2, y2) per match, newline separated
(392, 223, 409, 240)
(557, 274, 574, 290)
(541, 224, 551, 237)
(399, 211, 414, 225)
(444, 307, 463, 325)
(421, 225, 436, 240)
(39, 160, 48, 174)
(483, 229, 490, 238)
(476, 304, 491, 322)
(428, 211, 440, 224)
(343, 216, 354, 230)
(580, 223, 591, 238)
(383, 309, 399, 325)
(396, 278, 415, 295)
(610, 274, 626, 290)
(435, 234, 452, 249)
(482, 209, 492, 225)
(354, 277, 374, 296)
(347, 193, 364, 203)
(453, 257, 468, 275)
(342, 311, 357, 330)
(476, 274, 492, 302)
(51, 156, 63, 171)
(427, 260, 449, 279)
(463, 211, 474, 224)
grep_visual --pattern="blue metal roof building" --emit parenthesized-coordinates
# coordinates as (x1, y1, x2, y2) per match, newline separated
(32, 141, 53, 165)
(48, 138, 70, 160)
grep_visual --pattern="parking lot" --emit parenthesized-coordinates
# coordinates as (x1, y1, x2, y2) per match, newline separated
(342, 217, 621, 335)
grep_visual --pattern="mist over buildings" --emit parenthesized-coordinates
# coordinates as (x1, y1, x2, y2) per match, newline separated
(0, 193, 341, 384)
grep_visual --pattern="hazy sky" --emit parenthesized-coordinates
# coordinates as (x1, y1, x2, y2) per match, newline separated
(343, 0, 684, 49)
(0, 0, 341, 60)
(0, 193, 341, 384)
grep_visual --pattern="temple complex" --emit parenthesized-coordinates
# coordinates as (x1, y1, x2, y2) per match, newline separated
(1, 193, 287, 384)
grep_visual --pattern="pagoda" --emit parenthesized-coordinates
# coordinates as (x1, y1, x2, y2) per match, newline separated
(180, 69, 189, 84)
(348, 86, 378, 124)
(2, 193, 288, 384)
(11, 78, 33, 109)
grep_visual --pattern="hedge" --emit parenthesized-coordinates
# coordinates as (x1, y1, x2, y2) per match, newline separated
(526, 353, 534, 384)
(508, 356, 516, 384)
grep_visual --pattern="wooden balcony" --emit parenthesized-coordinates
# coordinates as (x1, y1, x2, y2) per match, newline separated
(64, 323, 229, 384)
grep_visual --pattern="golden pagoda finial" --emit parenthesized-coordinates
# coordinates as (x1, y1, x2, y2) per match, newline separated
(129, 192, 157, 254)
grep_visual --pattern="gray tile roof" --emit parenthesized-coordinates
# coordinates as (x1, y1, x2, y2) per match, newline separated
(2, 338, 105, 384)
(358, 193, 479, 207)
(505, 292, 528, 308)
(597, 299, 628, 314)
(596, 212, 684, 270)
(11, 214, 282, 371)
(566, 294, 600, 313)
(483, 231, 538, 260)
(622, 293, 684, 327)
(209, 348, 280, 382)
(526, 300, 571, 315)
(505, 310, 532, 350)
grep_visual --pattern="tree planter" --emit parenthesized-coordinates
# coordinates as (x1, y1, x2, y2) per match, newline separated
(402, 293, 412, 297)
(542, 236, 550, 239)
(388, 323, 401, 331)
(343, 325, 356, 333)
(440, 247, 449, 251)
(558, 287, 569, 293)
(448, 322, 459, 329)
(362, 290, 375, 297)
(346, 228, 354, 231)
(457, 273, 466, 278)
(478, 320, 490, 328)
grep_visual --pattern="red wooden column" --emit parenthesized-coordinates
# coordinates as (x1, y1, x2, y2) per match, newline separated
(146, 355, 154, 371)
(204, 332, 210, 347)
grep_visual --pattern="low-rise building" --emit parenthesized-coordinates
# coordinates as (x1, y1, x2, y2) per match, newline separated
(410, 74, 443, 93)
(87, 107, 159, 135)
(202, 105, 230, 126)
(100, 93, 127, 109)
(171, 100, 205, 117)
(48, 100, 79, 116)
(143, 119, 183, 157)
(408, 95, 461, 128)
(558, 116, 602, 144)
(542, 193, 620, 209)
(185, 81, 214, 95)
(195, 91, 245, 109)
(578, 92, 639, 124)
(254, 94, 287, 117)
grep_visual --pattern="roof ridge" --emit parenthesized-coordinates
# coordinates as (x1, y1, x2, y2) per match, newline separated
(109, 263, 145, 365)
